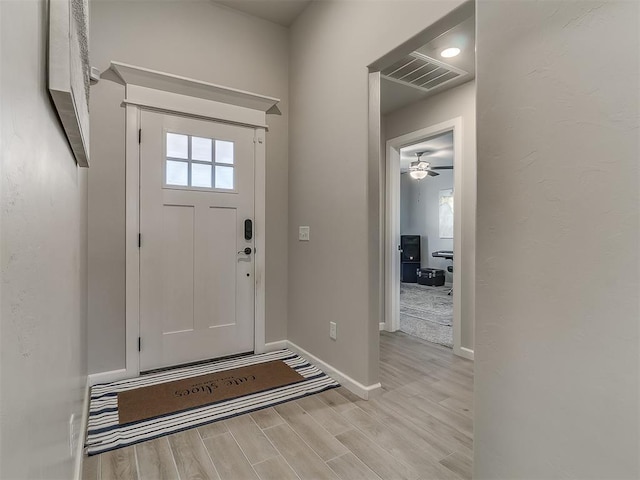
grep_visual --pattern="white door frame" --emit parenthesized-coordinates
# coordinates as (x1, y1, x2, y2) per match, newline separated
(384, 117, 464, 357)
(93, 63, 278, 384)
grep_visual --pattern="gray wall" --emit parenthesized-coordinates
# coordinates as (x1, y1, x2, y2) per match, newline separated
(400, 170, 454, 282)
(88, 0, 289, 373)
(474, 1, 639, 478)
(386, 80, 476, 353)
(0, 1, 88, 478)
(288, 0, 465, 387)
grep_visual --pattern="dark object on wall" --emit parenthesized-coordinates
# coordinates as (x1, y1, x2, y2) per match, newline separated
(417, 268, 446, 287)
(401, 262, 420, 283)
(401, 235, 421, 262)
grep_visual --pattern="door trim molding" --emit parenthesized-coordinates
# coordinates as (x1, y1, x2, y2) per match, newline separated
(384, 117, 465, 358)
(253, 128, 267, 356)
(123, 99, 269, 130)
(110, 62, 280, 113)
(125, 104, 141, 381)
(122, 84, 270, 130)
(114, 69, 275, 383)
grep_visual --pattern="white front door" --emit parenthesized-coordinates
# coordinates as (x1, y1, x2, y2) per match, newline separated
(139, 111, 255, 371)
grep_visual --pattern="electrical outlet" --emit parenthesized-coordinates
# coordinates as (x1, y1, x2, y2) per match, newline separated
(329, 321, 337, 340)
(299, 226, 310, 241)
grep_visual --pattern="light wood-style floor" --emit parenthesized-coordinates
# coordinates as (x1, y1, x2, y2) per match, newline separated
(83, 331, 473, 480)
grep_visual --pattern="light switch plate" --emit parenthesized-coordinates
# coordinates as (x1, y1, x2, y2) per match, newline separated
(329, 321, 337, 340)
(299, 226, 310, 241)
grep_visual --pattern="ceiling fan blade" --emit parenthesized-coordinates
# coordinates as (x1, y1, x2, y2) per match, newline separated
(427, 170, 440, 177)
(430, 166, 453, 170)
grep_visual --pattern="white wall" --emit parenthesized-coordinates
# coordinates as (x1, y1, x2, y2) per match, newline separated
(386, 80, 476, 352)
(400, 170, 454, 282)
(288, 0, 465, 387)
(88, 0, 289, 373)
(474, 1, 639, 478)
(0, 1, 88, 478)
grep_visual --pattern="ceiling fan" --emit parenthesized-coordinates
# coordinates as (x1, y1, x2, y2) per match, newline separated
(404, 151, 453, 179)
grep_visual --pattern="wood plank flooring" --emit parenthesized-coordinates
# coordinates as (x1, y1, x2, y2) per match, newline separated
(82, 332, 473, 480)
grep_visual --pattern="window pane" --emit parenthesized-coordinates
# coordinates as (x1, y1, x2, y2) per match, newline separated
(215, 166, 234, 189)
(191, 136, 212, 161)
(166, 133, 188, 159)
(191, 163, 212, 188)
(166, 160, 188, 186)
(215, 140, 234, 164)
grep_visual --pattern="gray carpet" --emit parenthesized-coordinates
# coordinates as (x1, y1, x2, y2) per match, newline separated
(400, 282, 453, 348)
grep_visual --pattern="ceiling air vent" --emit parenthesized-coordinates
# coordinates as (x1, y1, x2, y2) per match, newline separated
(381, 52, 467, 92)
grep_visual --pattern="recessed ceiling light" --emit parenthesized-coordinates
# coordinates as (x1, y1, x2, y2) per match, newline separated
(440, 47, 461, 58)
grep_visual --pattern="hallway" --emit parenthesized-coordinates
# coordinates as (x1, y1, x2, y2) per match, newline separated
(83, 332, 473, 479)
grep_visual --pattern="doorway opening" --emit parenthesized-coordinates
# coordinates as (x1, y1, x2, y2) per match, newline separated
(385, 118, 465, 354)
(365, 3, 476, 466)
(369, 0, 475, 361)
(398, 131, 455, 348)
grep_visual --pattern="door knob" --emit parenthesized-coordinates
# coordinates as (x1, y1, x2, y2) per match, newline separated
(238, 247, 252, 255)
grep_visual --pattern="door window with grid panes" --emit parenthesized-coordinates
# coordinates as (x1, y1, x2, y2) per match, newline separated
(165, 132, 235, 190)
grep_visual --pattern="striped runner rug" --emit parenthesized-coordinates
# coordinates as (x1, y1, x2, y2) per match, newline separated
(85, 349, 339, 455)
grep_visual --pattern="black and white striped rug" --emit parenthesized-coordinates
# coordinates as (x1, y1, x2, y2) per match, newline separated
(85, 349, 339, 455)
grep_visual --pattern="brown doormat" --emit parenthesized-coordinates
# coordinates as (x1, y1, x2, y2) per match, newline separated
(118, 360, 304, 425)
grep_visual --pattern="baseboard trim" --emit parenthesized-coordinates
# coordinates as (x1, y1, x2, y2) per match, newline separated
(264, 340, 288, 352)
(286, 341, 382, 400)
(88, 368, 128, 386)
(379, 322, 385, 331)
(73, 379, 90, 480)
(458, 346, 474, 361)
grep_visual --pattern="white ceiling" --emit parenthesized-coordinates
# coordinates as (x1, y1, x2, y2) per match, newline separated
(381, 15, 475, 115)
(400, 131, 453, 171)
(212, 0, 312, 27)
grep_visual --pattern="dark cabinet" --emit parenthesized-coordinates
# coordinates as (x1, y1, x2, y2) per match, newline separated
(401, 262, 420, 283)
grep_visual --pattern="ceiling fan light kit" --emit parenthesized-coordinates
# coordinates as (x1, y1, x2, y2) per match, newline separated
(410, 170, 429, 180)
(408, 151, 437, 179)
(403, 150, 454, 180)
